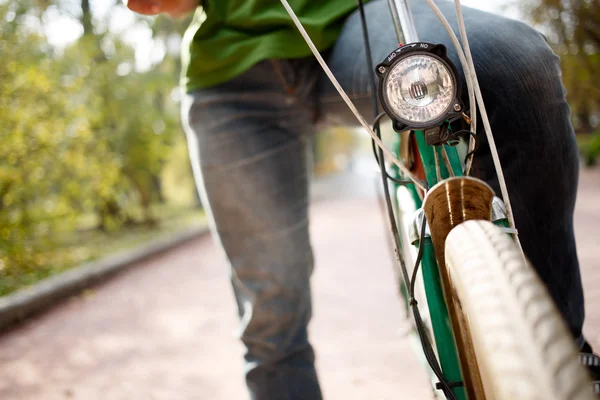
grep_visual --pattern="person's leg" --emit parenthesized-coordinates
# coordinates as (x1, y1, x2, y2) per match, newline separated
(182, 59, 322, 400)
(319, 0, 585, 343)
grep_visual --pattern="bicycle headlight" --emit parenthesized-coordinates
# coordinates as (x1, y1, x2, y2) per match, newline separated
(377, 43, 463, 131)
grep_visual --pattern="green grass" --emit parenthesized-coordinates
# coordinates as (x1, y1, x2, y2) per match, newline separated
(66, 205, 205, 259)
(0, 205, 205, 297)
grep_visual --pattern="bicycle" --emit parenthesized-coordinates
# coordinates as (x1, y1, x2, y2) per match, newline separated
(280, 0, 596, 398)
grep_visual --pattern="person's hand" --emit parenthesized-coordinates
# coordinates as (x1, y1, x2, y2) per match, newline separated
(123, 0, 161, 15)
(123, 0, 197, 17)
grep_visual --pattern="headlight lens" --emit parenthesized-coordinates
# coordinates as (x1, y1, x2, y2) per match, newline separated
(382, 54, 456, 125)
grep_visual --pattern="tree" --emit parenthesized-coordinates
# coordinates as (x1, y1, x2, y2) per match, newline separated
(0, 2, 121, 281)
(0, 0, 193, 293)
(56, 0, 185, 229)
(523, 0, 600, 133)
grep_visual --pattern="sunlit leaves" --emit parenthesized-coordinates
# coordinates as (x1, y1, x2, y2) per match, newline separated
(523, 0, 600, 132)
(0, 0, 186, 293)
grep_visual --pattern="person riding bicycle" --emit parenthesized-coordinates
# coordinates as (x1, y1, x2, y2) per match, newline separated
(126, 0, 599, 398)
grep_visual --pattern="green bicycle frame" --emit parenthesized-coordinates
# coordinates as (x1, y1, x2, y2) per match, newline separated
(386, 0, 470, 397)
(392, 130, 468, 399)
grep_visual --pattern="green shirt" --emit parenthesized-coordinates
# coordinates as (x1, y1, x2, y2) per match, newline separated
(181, 0, 358, 92)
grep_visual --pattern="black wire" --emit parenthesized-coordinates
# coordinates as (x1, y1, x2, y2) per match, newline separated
(370, 112, 414, 185)
(370, 138, 414, 185)
(371, 111, 388, 130)
(355, 1, 458, 398)
(408, 214, 459, 400)
(356, 0, 379, 122)
(368, 112, 424, 187)
(409, 213, 427, 299)
(438, 123, 451, 143)
(412, 301, 458, 398)
(445, 128, 480, 169)
(462, 130, 480, 166)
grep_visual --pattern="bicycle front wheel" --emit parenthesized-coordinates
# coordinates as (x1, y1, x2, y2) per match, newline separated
(444, 220, 594, 400)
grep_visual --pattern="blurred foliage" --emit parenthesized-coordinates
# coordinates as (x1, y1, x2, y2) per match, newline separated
(0, 0, 199, 294)
(313, 127, 359, 176)
(577, 129, 600, 166)
(523, 0, 600, 134)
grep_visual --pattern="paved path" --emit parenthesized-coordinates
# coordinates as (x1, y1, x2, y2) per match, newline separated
(0, 168, 598, 400)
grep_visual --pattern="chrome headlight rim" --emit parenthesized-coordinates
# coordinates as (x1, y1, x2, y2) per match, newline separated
(376, 43, 463, 131)
(382, 52, 458, 126)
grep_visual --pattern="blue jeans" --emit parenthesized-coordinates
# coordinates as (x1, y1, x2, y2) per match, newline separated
(181, 1, 584, 398)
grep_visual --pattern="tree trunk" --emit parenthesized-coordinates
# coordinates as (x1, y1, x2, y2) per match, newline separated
(81, 0, 93, 36)
(577, 109, 593, 135)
